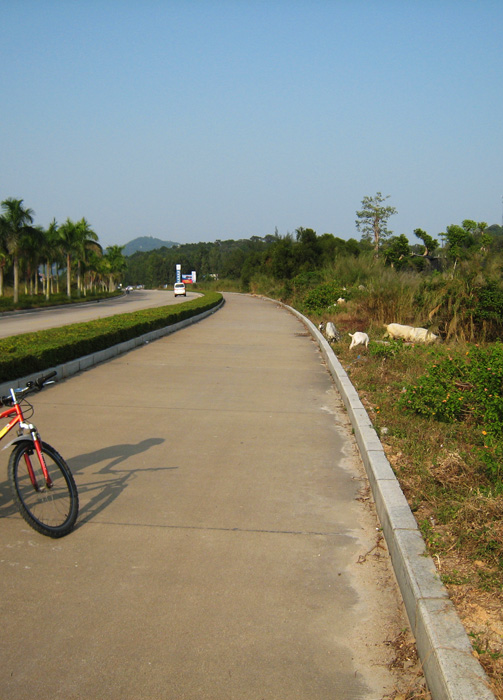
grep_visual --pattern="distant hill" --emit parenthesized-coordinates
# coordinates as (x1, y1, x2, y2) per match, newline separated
(123, 236, 179, 256)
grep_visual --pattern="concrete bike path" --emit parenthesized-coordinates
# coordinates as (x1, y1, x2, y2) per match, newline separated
(1, 293, 415, 700)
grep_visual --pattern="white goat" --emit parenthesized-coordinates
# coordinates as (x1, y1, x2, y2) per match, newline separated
(319, 321, 341, 343)
(384, 323, 415, 341)
(409, 327, 439, 343)
(348, 332, 369, 349)
(384, 323, 438, 344)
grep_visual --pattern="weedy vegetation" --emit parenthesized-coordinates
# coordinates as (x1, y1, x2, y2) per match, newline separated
(312, 302, 503, 697)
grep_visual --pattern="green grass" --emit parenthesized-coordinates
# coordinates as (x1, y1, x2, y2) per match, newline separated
(332, 337, 503, 583)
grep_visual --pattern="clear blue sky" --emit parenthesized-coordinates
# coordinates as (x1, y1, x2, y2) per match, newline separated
(2, 0, 502, 249)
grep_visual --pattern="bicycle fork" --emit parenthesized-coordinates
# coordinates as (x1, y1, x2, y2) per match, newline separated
(20, 424, 53, 492)
(1, 391, 53, 492)
(7, 396, 54, 492)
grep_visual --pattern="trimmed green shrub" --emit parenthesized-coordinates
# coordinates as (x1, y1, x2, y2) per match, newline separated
(0, 291, 121, 312)
(0, 292, 222, 382)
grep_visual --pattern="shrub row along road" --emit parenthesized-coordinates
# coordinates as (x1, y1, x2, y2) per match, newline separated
(0, 293, 421, 699)
(0, 288, 198, 339)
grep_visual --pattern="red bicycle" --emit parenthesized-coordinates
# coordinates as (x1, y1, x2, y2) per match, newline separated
(1, 371, 79, 538)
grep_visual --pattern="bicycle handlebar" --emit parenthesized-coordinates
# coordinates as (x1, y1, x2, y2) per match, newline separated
(0, 371, 58, 406)
(27, 371, 58, 392)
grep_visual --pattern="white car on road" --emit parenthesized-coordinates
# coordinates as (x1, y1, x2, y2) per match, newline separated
(174, 282, 186, 297)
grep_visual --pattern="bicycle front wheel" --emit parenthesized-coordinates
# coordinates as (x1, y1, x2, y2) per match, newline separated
(8, 441, 79, 538)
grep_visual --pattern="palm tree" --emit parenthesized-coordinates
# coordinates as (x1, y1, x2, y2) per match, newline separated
(84, 248, 104, 294)
(21, 225, 45, 295)
(104, 245, 127, 291)
(42, 219, 62, 300)
(0, 198, 35, 303)
(0, 218, 10, 296)
(59, 218, 102, 298)
(95, 255, 111, 292)
(74, 218, 101, 296)
(58, 218, 83, 298)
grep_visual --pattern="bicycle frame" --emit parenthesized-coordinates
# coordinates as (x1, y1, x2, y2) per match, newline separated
(0, 389, 52, 491)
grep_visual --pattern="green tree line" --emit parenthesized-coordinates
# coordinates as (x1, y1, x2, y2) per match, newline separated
(0, 197, 127, 303)
(5, 192, 503, 342)
(124, 192, 503, 342)
(124, 228, 364, 288)
(124, 219, 503, 290)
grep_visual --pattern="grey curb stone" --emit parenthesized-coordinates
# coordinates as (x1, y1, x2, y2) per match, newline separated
(416, 599, 496, 700)
(372, 477, 419, 533)
(389, 528, 448, 626)
(282, 302, 496, 700)
(0, 299, 224, 397)
(360, 448, 396, 483)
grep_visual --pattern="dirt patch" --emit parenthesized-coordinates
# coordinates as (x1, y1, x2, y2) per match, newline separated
(327, 390, 433, 699)
(383, 628, 431, 699)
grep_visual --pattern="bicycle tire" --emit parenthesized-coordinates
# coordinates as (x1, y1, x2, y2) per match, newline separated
(8, 440, 79, 538)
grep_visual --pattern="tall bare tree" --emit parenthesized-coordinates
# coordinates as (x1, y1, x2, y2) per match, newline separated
(355, 192, 397, 258)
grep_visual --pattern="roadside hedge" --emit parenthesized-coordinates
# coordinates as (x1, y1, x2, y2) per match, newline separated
(0, 291, 222, 383)
(0, 290, 122, 313)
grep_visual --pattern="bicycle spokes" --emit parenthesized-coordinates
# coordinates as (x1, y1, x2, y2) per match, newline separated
(11, 442, 79, 537)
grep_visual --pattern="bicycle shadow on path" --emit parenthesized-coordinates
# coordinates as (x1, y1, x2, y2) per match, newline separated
(0, 477, 22, 520)
(67, 437, 178, 528)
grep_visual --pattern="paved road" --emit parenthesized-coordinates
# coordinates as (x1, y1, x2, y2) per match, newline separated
(0, 293, 413, 699)
(0, 289, 198, 338)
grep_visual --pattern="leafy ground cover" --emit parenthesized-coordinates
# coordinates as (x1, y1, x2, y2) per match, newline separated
(329, 332, 503, 698)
